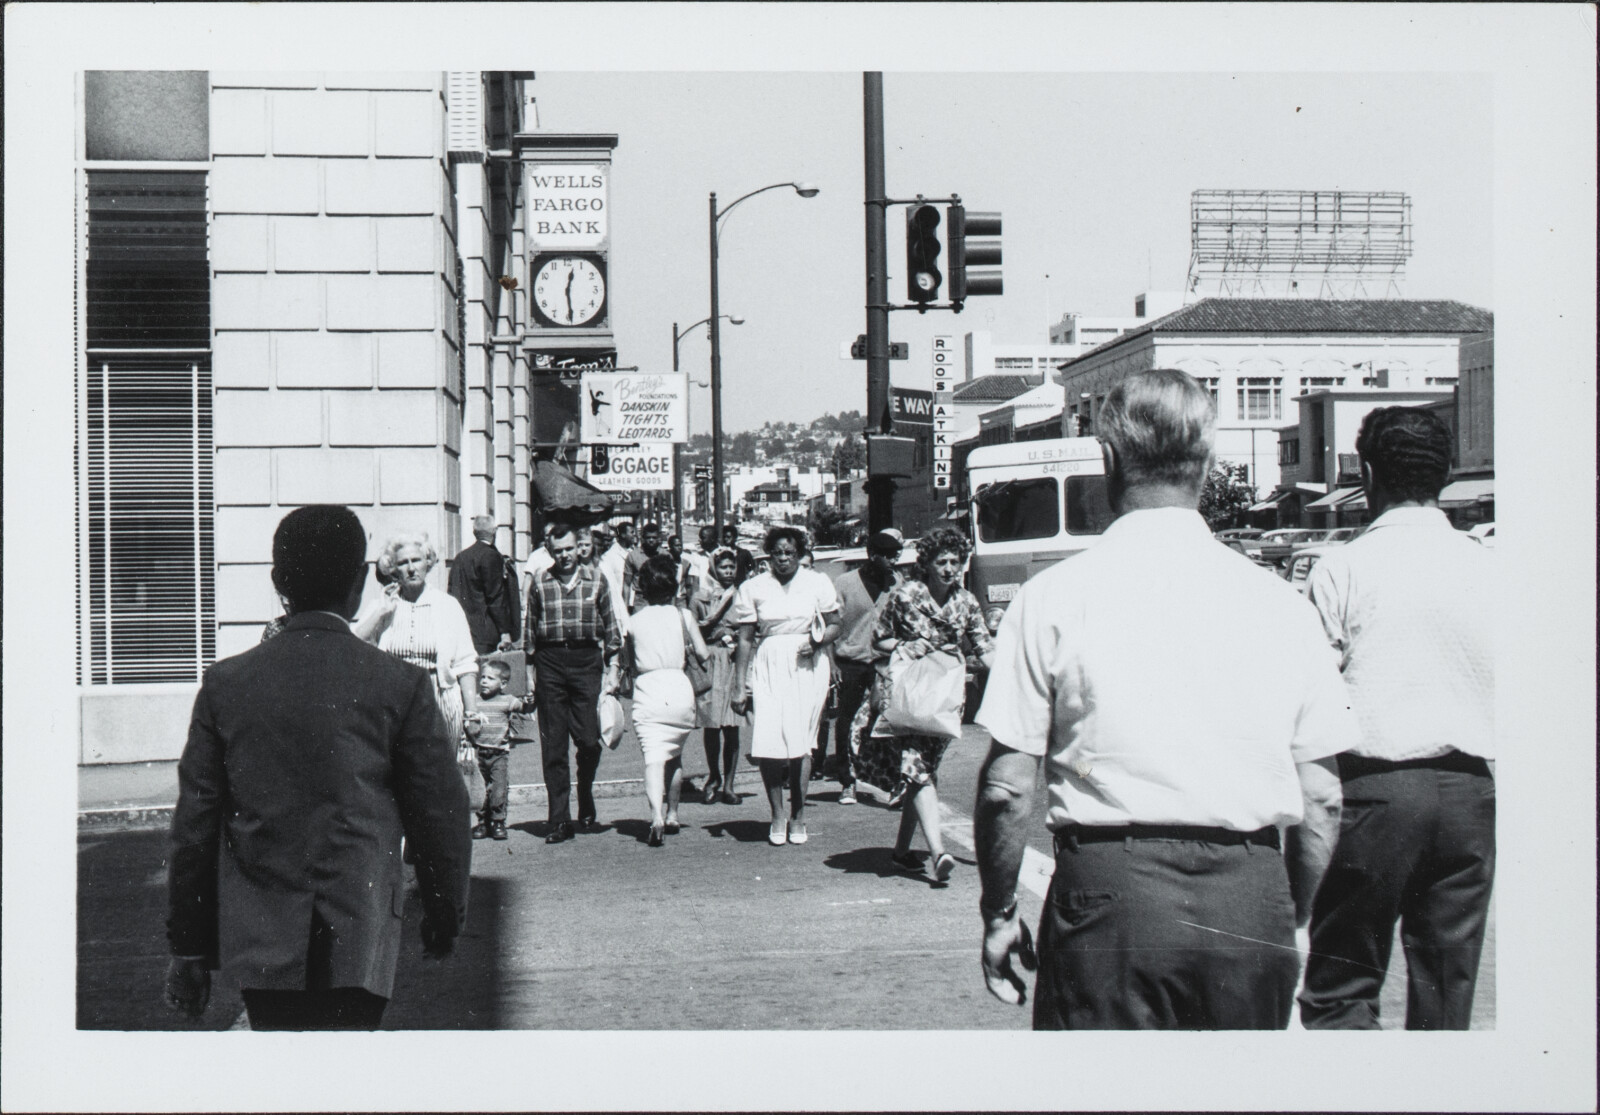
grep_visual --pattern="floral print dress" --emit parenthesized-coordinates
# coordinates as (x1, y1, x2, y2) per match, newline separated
(849, 578, 994, 798)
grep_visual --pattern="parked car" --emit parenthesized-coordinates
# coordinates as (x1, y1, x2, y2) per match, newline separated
(1467, 522, 1496, 548)
(1215, 527, 1264, 557)
(1282, 545, 1329, 592)
(1257, 528, 1324, 567)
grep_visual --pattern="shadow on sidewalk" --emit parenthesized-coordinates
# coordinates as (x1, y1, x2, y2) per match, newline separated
(77, 829, 245, 1030)
(383, 874, 509, 1029)
(701, 819, 772, 843)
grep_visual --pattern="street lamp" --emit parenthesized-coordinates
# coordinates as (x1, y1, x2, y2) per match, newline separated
(709, 181, 819, 535)
(672, 314, 743, 536)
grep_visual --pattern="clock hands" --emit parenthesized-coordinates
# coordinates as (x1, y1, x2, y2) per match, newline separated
(564, 267, 576, 323)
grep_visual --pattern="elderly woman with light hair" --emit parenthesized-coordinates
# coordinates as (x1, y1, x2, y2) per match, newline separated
(354, 531, 481, 744)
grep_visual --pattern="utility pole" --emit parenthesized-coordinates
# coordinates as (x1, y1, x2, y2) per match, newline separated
(863, 72, 894, 533)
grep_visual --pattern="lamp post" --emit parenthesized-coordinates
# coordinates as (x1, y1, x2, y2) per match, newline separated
(708, 181, 819, 536)
(672, 314, 743, 537)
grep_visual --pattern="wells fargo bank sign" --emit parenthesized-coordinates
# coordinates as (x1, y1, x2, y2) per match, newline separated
(526, 164, 608, 249)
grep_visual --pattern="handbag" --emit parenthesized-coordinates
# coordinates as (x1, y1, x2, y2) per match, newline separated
(681, 609, 713, 697)
(457, 740, 487, 811)
(598, 693, 628, 749)
(881, 646, 966, 740)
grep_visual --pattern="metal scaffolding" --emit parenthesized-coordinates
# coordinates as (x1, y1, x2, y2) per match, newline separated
(1186, 189, 1412, 300)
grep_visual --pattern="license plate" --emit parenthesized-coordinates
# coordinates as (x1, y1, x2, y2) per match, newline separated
(987, 583, 1019, 603)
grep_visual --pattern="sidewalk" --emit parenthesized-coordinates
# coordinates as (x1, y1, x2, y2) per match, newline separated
(79, 712, 770, 829)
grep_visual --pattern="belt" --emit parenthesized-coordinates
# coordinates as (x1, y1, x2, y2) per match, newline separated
(535, 640, 600, 651)
(1338, 750, 1490, 778)
(1053, 823, 1280, 854)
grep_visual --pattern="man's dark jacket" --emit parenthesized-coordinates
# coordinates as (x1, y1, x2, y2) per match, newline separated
(166, 612, 472, 997)
(449, 539, 520, 654)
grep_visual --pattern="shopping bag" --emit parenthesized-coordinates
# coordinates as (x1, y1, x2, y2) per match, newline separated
(457, 741, 486, 811)
(880, 648, 965, 740)
(599, 693, 628, 750)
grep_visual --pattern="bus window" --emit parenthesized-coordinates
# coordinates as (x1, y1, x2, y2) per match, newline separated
(1065, 475, 1115, 535)
(977, 478, 1060, 542)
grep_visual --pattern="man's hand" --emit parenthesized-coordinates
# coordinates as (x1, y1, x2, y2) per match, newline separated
(729, 687, 750, 717)
(496, 634, 513, 651)
(980, 912, 1038, 1007)
(464, 715, 483, 741)
(163, 957, 211, 1018)
(420, 917, 456, 960)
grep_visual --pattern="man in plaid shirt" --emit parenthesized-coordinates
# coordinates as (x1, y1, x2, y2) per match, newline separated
(525, 521, 624, 844)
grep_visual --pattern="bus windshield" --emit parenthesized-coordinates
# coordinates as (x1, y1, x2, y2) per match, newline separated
(976, 478, 1059, 543)
(975, 474, 1114, 543)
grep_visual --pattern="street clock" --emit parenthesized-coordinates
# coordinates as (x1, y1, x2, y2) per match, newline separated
(530, 252, 608, 328)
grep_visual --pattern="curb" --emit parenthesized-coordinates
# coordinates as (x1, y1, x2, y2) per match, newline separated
(78, 768, 773, 832)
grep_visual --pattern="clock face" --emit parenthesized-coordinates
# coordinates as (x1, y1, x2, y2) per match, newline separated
(531, 254, 607, 327)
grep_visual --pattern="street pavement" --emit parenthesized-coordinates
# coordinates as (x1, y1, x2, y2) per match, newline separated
(78, 721, 1493, 1031)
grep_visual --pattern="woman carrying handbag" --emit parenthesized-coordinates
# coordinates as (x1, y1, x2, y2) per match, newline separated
(626, 555, 711, 846)
(850, 527, 995, 884)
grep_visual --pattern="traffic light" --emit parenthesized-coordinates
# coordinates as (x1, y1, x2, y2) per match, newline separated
(948, 205, 1002, 309)
(905, 203, 943, 305)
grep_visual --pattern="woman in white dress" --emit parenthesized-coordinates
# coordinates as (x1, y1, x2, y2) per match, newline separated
(627, 554, 709, 847)
(353, 533, 481, 743)
(730, 527, 842, 846)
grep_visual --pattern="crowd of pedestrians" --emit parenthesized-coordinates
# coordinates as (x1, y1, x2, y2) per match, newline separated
(164, 369, 1493, 1033)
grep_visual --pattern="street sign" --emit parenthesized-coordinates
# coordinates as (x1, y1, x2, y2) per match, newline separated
(580, 372, 688, 444)
(587, 442, 675, 491)
(693, 464, 712, 481)
(891, 387, 934, 428)
(848, 335, 909, 360)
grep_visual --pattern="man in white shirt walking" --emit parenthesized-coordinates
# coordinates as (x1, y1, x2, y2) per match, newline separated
(1299, 406, 1495, 1030)
(973, 367, 1355, 1029)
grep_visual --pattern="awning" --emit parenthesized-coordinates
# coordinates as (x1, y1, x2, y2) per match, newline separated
(1438, 478, 1495, 507)
(532, 459, 614, 518)
(1303, 487, 1364, 512)
(1248, 490, 1294, 512)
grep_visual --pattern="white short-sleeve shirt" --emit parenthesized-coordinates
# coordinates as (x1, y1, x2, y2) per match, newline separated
(732, 567, 841, 638)
(1305, 506, 1494, 761)
(976, 507, 1357, 832)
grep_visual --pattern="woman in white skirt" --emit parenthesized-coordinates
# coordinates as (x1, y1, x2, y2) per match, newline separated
(730, 526, 842, 846)
(627, 554, 709, 846)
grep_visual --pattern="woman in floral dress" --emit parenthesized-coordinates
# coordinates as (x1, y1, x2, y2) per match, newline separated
(851, 526, 995, 884)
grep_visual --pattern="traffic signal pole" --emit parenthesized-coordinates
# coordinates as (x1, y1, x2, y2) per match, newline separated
(863, 72, 894, 534)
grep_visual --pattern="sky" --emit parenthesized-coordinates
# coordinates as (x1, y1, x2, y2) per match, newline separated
(529, 70, 1493, 432)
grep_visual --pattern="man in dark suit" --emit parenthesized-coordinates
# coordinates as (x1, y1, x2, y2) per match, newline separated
(448, 514, 521, 655)
(164, 505, 472, 1030)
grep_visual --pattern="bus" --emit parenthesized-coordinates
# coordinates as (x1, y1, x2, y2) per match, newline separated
(966, 437, 1116, 635)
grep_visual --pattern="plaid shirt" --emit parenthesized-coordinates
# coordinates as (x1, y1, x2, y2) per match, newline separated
(526, 563, 622, 655)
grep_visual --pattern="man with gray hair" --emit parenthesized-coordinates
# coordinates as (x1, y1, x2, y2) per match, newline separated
(973, 367, 1356, 1029)
(448, 514, 520, 655)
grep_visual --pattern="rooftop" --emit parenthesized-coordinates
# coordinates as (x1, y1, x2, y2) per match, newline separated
(951, 374, 1035, 404)
(1060, 298, 1494, 368)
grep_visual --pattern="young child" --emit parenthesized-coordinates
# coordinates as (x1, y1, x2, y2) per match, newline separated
(466, 659, 531, 841)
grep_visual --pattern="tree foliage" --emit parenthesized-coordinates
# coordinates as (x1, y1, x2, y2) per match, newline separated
(1198, 461, 1258, 529)
(808, 501, 857, 547)
(831, 434, 866, 475)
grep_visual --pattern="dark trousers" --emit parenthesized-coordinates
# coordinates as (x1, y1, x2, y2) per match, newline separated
(828, 659, 875, 786)
(1033, 833, 1299, 1030)
(1300, 752, 1495, 1030)
(534, 645, 604, 825)
(240, 911, 387, 1030)
(242, 988, 388, 1030)
(475, 745, 510, 825)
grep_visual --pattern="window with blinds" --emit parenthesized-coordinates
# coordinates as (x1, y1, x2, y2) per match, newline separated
(81, 169, 214, 684)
